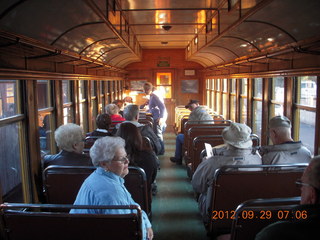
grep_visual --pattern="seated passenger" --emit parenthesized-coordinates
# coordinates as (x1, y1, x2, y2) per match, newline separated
(43, 123, 92, 169)
(117, 104, 162, 155)
(260, 116, 311, 165)
(105, 103, 125, 123)
(255, 155, 320, 240)
(112, 99, 125, 116)
(70, 136, 153, 240)
(86, 113, 112, 137)
(116, 122, 158, 192)
(170, 99, 213, 165)
(191, 122, 262, 222)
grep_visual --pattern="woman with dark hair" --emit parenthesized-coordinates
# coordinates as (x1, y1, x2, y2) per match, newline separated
(116, 122, 158, 190)
(86, 113, 112, 137)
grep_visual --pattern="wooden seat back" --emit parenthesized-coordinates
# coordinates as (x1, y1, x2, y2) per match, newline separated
(191, 135, 224, 173)
(0, 203, 142, 240)
(83, 136, 101, 154)
(43, 166, 150, 215)
(208, 164, 307, 236)
(185, 126, 227, 162)
(230, 197, 300, 240)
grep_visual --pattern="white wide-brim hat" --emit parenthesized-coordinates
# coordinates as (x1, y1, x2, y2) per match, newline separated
(222, 122, 252, 149)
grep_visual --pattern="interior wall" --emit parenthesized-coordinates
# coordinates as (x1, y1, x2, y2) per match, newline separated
(125, 49, 205, 111)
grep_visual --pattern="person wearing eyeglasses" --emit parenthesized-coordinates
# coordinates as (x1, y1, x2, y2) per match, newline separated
(255, 156, 320, 239)
(43, 123, 92, 169)
(70, 136, 153, 240)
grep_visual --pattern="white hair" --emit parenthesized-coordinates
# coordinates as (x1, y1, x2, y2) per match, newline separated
(105, 104, 119, 115)
(90, 136, 125, 166)
(54, 123, 83, 152)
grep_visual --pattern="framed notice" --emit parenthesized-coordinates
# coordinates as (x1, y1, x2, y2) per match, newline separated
(184, 69, 195, 76)
(130, 80, 147, 92)
(181, 79, 198, 93)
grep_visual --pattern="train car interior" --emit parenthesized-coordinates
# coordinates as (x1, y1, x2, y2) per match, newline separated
(0, 0, 320, 239)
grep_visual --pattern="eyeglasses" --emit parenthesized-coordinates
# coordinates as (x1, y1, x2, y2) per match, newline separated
(112, 156, 129, 164)
(295, 179, 313, 189)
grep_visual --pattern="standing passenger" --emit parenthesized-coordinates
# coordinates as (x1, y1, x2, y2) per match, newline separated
(191, 123, 261, 222)
(260, 116, 311, 165)
(143, 82, 167, 155)
(70, 136, 153, 240)
(43, 123, 92, 169)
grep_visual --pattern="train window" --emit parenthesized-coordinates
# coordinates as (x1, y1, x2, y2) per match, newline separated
(0, 80, 18, 118)
(294, 76, 317, 154)
(108, 81, 114, 102)
(252, 78, 263, 138)
(90, 81, 98, 129)
(62, 80, 74, 124)
(156, 72, 172, 99)
(79, 80, 88, 132)
(99, 81, 106, 113)
(229, 79, 237, 122)
(215, 79, 221, 114)
(239, 78, 248, 124)
(37, 80, 54, 154)
(0, 80, 26, 202)
(222, 79, 228, 118)
(270, 77, 284, 117)
(206, 79, 210, 108)
(210, 79, 214, 110)
(37, 80, 51, 109)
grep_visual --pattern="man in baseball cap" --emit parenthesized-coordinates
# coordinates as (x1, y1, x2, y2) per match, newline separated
(260, 115, 311, 165)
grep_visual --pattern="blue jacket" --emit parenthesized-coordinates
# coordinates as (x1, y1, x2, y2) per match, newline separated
(70, 167, 151, 239)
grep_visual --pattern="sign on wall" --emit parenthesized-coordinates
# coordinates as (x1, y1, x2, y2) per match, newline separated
(181, 79, 198, 93)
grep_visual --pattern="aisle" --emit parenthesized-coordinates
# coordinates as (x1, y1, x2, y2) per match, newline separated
(152, 131, 209, 240)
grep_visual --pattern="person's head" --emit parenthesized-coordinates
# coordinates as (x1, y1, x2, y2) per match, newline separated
(96, 113, 111, 130)
(116, 123, 143, 156)
(112, 99, 124, 110)
(90, 136, 129, 178)
(268, 115, 292, 144)
(299, 156, 320, 204)
(185, 99, 200, 111)
(222, 122, 252, 149)
(54, 123, 84, 153)
(143, 82, 153, 95)
(123, 104, 139, 121)
(105, 103, 120, 115)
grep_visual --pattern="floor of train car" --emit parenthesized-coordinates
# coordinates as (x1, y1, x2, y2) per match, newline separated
(152, 129, 210, 240)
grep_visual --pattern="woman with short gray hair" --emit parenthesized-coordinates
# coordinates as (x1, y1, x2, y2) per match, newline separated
(105, 103, 125, 123)
(71, 136, 153, 240)
(43, 123, 92, 169)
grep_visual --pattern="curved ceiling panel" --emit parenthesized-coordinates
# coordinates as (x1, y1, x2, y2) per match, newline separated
(0, 0, 99, 44)
(250, 0, 320, 42)
(109, 53, 140, 68)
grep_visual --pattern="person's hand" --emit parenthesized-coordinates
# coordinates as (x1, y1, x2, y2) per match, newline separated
(147, 227, 154, 240)
(158, 117, 165, 126)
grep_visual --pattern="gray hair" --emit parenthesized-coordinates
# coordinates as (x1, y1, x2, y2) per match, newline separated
(105, 104, 119, 115)
(90, 136, 125, 166)
(123, 104, 139, 121)
(54, 123, 84, 152)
